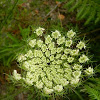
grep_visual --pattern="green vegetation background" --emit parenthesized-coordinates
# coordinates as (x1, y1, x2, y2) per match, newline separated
(0, 0, 100, 100)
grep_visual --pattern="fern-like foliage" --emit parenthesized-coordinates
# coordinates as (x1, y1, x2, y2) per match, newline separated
(84, 77, 100, 100)
(64, 0, 100, 25)
(85, 85, 100, 100)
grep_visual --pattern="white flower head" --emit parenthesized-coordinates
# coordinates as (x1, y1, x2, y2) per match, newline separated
(57, 47, 63, 53)
(12, 27, 95, 96)
(76, 41, 86, 50)
(72, 71, 81, 78)
(37, 40, 43, 47)
(61, 54, 67, 60)
(23, 78, 33, 86)
(70, 78, 79, 85)
(54, 65, 60, 69)
(45, 50, 50, 57)
(53, 85, 63, 92)
(70, 49, 79, 56)
(48, 42, 55, 50)
(25, 50, 33, 58)
(50, 55, 54, 61)
(35, 81, 44, 89)
(56, 54, 61, 59)
(65, 40, 72, 47)
(44, 87, 54, 94)
(64, 73, 72, 81)
(56, 60, 62, 64)
(57, 37, 65, 45)
(64, 68, 72, 74)
(45, 81, 53, 88)
(67, 30, 76, 38)
(64, 49, 71, 54)
(41, 56, 46, 62)
(60, 78, 69, 86)
(51, 60, 56, 65)
(64, 63, 70, 68)
(34, 50, 43, 57)
(29, 39, 36, 47)
(51, 48, 56, 54)
(45, 35, 52, 44)
(26, 72, 34, 79)
(79, 54, 89, 63)
(73, 64, 82, 70)
(67, 57, 74, 63)
(85, 67, 94, 75)
(52, 30, 61, 39)
(35, 27, 45, 36)
(17, 54, 26, 62)
(57, 68, 64, 73)
(13, 70, 21, 80)
(41, 44, 47, 52)
(22, 61, 30, 70)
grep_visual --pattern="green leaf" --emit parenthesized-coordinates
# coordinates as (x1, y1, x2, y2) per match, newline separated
(0, 48, 13, 53)
(95, 11, 100, 23)
(19, 25, 30, 39)
(6, 54, 16, 66)
(76, 0, 88, 18)
(79, 5, 91, 20)
(85, 7, 96, 25)
(65, 0, 75, 7)
(7, 33, 19, 43)
(69, 0, 82, 12)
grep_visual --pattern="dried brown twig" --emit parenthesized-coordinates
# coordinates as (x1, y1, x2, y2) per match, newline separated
(43, 2, 62, 19)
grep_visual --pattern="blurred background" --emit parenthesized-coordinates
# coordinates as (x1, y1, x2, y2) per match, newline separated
(0, 0, 100, 100)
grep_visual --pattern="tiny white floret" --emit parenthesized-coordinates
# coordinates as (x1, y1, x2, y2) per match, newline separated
(13, 70, 21, 80)
(79, 54, 89, 63)
(85, 67, 94, 75)
(65, 40, 72, 47)
(35, 27, 45, 36)
(67, 30, 76, 38)
(29, 39, 36, 47)
(76, 41, 86, 50)
(53, 85, 63, 92)
(52, 30, 61, 39)
(44, 87, 54, 94)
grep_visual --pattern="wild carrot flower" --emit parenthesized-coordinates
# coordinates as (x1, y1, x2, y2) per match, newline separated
(11, 27, 94, 96)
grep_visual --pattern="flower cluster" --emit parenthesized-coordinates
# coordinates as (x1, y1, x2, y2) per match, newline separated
(12, 27, 94, 95)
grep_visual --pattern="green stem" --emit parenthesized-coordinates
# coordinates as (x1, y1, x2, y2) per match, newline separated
(79, 28, 100, 37)
(71, 88, 84, 100)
